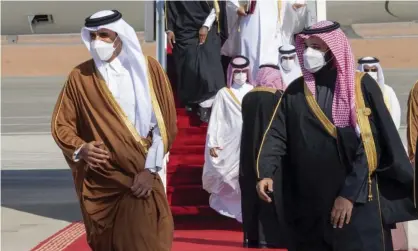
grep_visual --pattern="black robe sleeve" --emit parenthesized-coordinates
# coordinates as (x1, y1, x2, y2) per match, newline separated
(362, 74, 413, 185)
(240, 90, 283, 180)
(362, 74, 418, 224)
(165, 1, 176, 32)
(218, 0, 229, 43)
(337, 129, 369, 204)
(337, 74, 414, 207)
(256, 94, 287, 180)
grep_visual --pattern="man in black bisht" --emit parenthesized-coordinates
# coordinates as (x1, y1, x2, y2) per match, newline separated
(166, 1, 226, 122)
(256, 21, 418, 251)
(239, 65, 287, 249)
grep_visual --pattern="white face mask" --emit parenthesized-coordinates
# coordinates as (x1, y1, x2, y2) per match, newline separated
(303, 47, 326, 73)
(368, 71, 378, 81)
(281, 59, 295, 72)
(91, 36, 120, 61)
(233, 72, 247, 85)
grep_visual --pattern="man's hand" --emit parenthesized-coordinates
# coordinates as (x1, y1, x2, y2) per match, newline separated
(257, 178, 273, 203)
(199, 26, 209, 45)
(292, 3, 306, 10)
(209, 147, 222, 158)
(167, 31, 176, 49)
(237, 6, 247, 16)
(131, 169, 155, 198)
(331, 196, 354, 228)
(79, 141, 109, 167)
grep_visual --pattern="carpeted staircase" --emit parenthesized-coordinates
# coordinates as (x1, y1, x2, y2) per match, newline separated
(165, 53, 217, 217)
(167, 107, 219, 216)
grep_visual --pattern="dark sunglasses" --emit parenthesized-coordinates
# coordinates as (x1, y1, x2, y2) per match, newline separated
(363, 69, 378, 72)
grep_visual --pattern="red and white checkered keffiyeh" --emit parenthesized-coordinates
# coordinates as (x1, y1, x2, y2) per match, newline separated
(255, 66, 285, 91)
(295, 21, 356, 128)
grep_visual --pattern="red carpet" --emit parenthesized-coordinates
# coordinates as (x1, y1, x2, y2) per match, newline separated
(31, 217, 285, 251)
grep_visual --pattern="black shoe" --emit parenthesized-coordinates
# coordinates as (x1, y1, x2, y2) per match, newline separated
(185, 105, 194, 113)
(243, 239, 259, 248)
(198, 107, 211, 123)
(258, 244, 270, 249)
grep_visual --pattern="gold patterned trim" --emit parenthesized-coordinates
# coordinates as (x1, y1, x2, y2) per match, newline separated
(355, 71, 378, 201)
(213, 0, 220, 33)
(383, 92, 391, 113)
(255, 93, 285, 179)
(94, 68, 149, 154)
(304, 83, 337, 138)
(52, 81, 83, 159)
(250, 86, 277, 94)
(410, 81, 418, 209)
(225, 88, 241, 105)
(408, 81, 418, 159)
(146, 59, 169, 154)
(303, 73, 377, 200)
(148, 56, 175, 104)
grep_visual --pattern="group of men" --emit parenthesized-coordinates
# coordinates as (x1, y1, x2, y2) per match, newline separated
(50, 3, 418, 251)
(200, 18, 418, 251)
(166, 0, 310, 122)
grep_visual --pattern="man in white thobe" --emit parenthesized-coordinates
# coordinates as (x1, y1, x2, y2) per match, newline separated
(202, 56, 254, 222)
(357, 56, 401, 130)
(221, 0, 309, 78)
(278, 44, 302, 87)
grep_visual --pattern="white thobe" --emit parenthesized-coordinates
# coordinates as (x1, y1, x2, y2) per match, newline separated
(222, 0, 308, 78)
(381, 84, 401, 130)
(73, 49, 169, 191)
(280, 62, 302, 87)
(202, 83, 253, 222)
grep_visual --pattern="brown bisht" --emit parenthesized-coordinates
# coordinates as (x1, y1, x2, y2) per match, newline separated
(407, 80, 418, 163)
(51, 56, 177, 251)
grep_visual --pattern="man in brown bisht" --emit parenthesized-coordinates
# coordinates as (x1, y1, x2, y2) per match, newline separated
(407, 80, 418, 165)
(51, 10, 177, 251)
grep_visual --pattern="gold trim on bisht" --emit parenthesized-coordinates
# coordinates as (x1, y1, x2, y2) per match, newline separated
(94, 67, 149, 154)
(304, 83, 337, 138)
(303, 72, 378, 201)
(225, 88, 241, 105)
(255, 93, 285, 179)
(250, 86, 278, 94)
(146, 58, 169, 154)
(213, 0, 221, 33)
(355, 72, 378, 201)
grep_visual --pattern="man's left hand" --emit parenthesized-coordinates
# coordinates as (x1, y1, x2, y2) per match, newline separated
(199, 26, 209, 45)
(331, 196, 353, 228)
(292, 3, 306, 10)
(131, 169, 154, 198)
